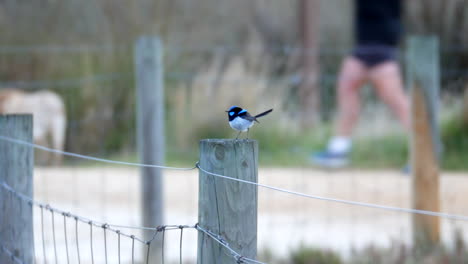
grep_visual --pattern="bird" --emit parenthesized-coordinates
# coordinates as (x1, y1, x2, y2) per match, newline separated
(226, 106, 273, 139)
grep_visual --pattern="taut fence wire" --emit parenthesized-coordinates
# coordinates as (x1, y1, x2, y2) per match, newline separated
(1, 134, 468, 222)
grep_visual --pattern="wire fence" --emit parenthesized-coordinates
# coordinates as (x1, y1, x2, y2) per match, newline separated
(1, 178, 260, 264)
(2, 135, 467, 222)
(0, 41, 467, 262)
(2, 135, 468, 263)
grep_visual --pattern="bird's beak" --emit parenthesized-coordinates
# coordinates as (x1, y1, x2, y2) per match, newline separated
(225, 110, 229, 112)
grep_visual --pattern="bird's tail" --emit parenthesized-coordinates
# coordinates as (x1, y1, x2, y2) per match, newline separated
(254, 109, 273, 119)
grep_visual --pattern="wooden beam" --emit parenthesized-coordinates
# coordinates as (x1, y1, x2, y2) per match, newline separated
(406, 35, 441, 247)
(134, 36, 165, 261)
(197, 139, 258, 264)
(298, 0, 321, 127)
(0, 114, 34, 263)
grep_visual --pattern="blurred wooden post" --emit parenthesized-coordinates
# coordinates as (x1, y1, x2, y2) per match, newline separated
(0, 114, 34, 263)
(197, 139, 258, 264)
(298, 0, 321, 127)
(134, 36, 165, 262)
(406, 36, 441, 248)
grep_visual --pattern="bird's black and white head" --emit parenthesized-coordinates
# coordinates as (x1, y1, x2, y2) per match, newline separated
(226, 105, 247, 121)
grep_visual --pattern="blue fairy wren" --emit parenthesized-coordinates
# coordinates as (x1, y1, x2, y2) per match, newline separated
(226, 106, 273, 139)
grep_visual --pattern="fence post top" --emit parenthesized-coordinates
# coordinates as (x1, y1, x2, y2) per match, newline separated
(200, 139, 258, 146)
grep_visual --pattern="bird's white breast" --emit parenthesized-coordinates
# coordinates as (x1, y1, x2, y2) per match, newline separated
(229, 117, 254, 132)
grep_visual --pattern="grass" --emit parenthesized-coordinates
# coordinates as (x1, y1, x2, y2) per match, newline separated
(351, 133, 408, 169)
(258, 230, 468, 264)
(441, 114, 468, 170)
(61, 111, 468, 171)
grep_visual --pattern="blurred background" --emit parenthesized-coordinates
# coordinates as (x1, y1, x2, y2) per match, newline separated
(0, 0, 467, 167)
(1, 0, 468, 263)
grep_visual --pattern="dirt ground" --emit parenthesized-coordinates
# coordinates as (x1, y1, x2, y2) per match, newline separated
(32, 167, 468, 263)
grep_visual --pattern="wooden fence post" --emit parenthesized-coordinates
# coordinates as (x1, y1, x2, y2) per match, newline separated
(406, 36, 441, 248)
(0, 114, 34, 264)
(197, 139, 258, 264)
(134, 36, 165, 261)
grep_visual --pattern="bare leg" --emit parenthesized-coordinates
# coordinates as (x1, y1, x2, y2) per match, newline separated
(313, 56, 367, 166)
(335, 56, 369, 137)
(368, 61, 410, 131)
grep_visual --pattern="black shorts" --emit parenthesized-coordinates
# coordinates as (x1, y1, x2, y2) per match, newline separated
(351, 44, 398, 68)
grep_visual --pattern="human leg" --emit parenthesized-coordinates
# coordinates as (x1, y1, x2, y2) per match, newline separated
(330, 56, 368, 151)
(312, 56, 368, 168)
(368, 61, 410, 130)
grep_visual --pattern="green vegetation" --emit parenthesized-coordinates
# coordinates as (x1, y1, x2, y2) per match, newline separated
(441, 114, 468, 170)
(1, 1, 467, 171)
(66, 110, 468, 171)
(70, 111, 468, 171)
(351, 134, 408, 169)
(164, 111, 468, 170)
(258, 231, 468, 263)
(290, 245, 342, 264)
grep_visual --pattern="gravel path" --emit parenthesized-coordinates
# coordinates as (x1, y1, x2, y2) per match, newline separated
(32, 167, 468, 263)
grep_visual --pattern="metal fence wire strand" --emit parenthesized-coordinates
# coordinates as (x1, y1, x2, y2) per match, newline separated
(146, 242, 151, 264)
(5, 134, 468, 264)
(3, 134, 468, 222)
(103, 224, 108, 264)
(63, 213, 70, 264)
(161, 227, 166, 264)
(1, 175, 264, 264)
(75, 217, 81, 264)
(195, 224, 265, 264)
(131, 236, 135, 264)
(89, 221, 95, 264)
(40, 205, 47, 263)
(50, 208, 58, 264)
(117, 230, 121, 264)
(1, 244, 24, 264)
(179, 226, 184, 264)
(196, 163, 468, 222)
(0, 135, 197, 171)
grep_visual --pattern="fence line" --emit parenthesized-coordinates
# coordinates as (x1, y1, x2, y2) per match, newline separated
(1, 181, 146, 243)
(0, 135, 196, 171)
(0, 69, 462, 93)
(195, 224, 265, 264)
(1, 43, 465, 55)
(196, 164, 468, 222)
(1, 179, 260, 264)
(0, 73, 131, 90)
(0, 44, 131, 54)
(0, 135, 468, 223)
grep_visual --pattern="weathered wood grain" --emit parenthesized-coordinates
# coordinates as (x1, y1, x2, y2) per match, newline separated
(198, 139, 258, 264)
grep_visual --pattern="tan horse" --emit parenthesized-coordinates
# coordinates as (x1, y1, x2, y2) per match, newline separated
(0, 89, 66, 165)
